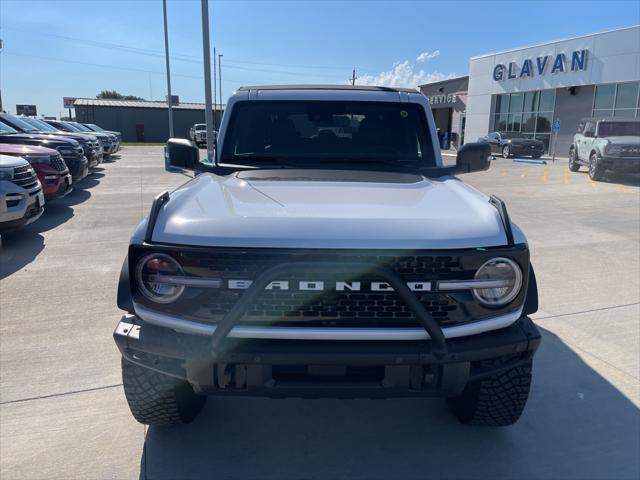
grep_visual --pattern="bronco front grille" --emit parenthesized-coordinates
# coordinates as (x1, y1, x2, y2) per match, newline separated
(131, 246, 530, 329)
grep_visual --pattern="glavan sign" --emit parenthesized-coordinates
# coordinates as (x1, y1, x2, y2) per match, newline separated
(493, 49, 589, 81)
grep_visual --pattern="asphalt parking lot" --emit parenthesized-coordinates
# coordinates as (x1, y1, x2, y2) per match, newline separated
(1, 146, 638, 480)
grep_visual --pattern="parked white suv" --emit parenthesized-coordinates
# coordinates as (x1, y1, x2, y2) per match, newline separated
(569, 118, 640, 180)
(114, 85, 541, 428)
(0, 154, 45, 232)
(189, 123, 216, 147)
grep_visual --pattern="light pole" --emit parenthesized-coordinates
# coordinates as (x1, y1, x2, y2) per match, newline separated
(213, 46, 217, 128)
(218, 54, 223, 118)
(200, 0, 215, 162)
(162, 0, 174, 138)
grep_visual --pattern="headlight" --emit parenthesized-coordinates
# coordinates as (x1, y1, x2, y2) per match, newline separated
(605, 145, 622, 155)
(56, 147, 74, 155)
(472, 257, 523, 307)
(23, 155, 51, 164)
(135, 253, 185, 303)
(0, 169, 13, 181)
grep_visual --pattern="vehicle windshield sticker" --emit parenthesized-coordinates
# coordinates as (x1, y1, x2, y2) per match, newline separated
(400, 110, 408, 118)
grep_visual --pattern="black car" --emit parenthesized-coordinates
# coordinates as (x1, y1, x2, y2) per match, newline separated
(0, 121, 89, 183)
(46, 120, 116, 158)
(83, 123, 122, 150)
(479, 132, 545, 159)
(0, 114, 102, 169)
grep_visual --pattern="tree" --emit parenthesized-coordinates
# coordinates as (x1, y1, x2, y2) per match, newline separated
(96, 90, 145, 101)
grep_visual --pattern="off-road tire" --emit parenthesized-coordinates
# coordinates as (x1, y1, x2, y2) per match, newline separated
(568, 148, 580, 172)
(588, 152, 604, 181)
(121, 358, 206, 426)
(446, 357, 532, 426)
(501, 145, 511, 159)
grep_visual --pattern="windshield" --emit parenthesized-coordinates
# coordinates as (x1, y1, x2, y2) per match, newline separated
(70, 122, 92, 132)
(22, 117, 58, 132)
(195, 124, 206, 130)
(598, 121, 640, 137)
(1, 115, 40, 132)
(59, 122, 82, 132)
(0, 115, 38, 132)
(0, 121, 18, 135)
(221, 101, 435, 169)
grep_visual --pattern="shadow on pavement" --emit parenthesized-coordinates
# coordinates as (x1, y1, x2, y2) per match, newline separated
(575, 170, 640, 187)
(0, 188, 92, 278)
(140, 328, 639, 480)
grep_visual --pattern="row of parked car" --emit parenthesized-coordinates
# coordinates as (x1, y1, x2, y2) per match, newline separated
(0, 114, 122, 235)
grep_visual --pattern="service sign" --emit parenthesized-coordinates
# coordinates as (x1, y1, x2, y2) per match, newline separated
(16, 104, 37, 116)
(493, 49, 589, 82)
(63, 97, 77, 109)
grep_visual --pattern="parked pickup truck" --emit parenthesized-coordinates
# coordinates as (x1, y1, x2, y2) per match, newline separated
(0, 144, 72, 200)
(569, 118, 640, 180)
(189, 123, 216, 147)
(0, 154, 45, 232)
(115, 85, 540, 428)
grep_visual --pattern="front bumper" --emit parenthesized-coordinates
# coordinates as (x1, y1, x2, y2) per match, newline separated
(511, 145, 544, 157)
(0, 184, 44, 231)
(600, 155, 640, 173)
(114, 315, 541, 398)
(65, 156, 89, 182)
(42, 173, 72, 200)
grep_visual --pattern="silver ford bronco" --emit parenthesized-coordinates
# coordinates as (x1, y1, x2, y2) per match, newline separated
(114, 85, 540, 427)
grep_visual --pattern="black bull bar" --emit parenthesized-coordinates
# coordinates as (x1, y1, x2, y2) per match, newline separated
(208, 261, 448, 358)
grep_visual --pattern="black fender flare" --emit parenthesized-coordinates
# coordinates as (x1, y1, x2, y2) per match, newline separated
(523, 264, 539, 316)
(117, 255, 134, 313)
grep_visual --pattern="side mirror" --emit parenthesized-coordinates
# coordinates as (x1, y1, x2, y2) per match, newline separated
(454, 142, 491, 174)
(165, 138, 199, 171)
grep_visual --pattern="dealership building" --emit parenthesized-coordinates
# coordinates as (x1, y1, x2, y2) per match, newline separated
(73, 98, 224, 142)
(421, 25, 640, 154)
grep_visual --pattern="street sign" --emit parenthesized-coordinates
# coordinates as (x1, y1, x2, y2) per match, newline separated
(553, 118, 561, 132)
(16, 104, 37, 116)
(63, 97, 76, 109)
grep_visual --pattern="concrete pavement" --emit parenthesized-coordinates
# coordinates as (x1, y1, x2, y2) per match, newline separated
(0, 147, 638, 479)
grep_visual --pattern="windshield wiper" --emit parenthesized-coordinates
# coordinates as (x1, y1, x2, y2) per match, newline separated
(220, 154, 304, 168)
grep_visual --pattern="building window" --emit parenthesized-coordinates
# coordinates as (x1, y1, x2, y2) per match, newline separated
(593, 82, 640, 118)
(491, 89, 556, 151)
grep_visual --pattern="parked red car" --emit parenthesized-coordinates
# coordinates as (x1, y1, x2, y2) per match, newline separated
(0, 143, 72, 199)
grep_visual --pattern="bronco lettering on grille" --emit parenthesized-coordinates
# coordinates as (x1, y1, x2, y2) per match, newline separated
(227, 280, 431, 292)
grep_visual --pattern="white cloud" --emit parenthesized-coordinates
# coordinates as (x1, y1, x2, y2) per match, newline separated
(357, 60, 455, 88)
(416, 50, 440, 62)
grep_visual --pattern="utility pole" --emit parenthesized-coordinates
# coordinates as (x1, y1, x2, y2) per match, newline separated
(162, 0, 174, 138)
(213, 46, 217, 128)
(218, 54, 223, 119)
(350, 69, 357, 86)
(200, 0, 215, 163)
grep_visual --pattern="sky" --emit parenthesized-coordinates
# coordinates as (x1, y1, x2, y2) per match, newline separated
(0, 0, 638, 117)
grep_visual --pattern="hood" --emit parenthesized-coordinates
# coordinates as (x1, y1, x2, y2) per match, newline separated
(38, 131, 98, 143)
(604, 136, 640, 145)
(0, 153, 29, 168)
(0, 133, 78, 148)
(149, 170, 510, 249)
(0, 143, 57, 156)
